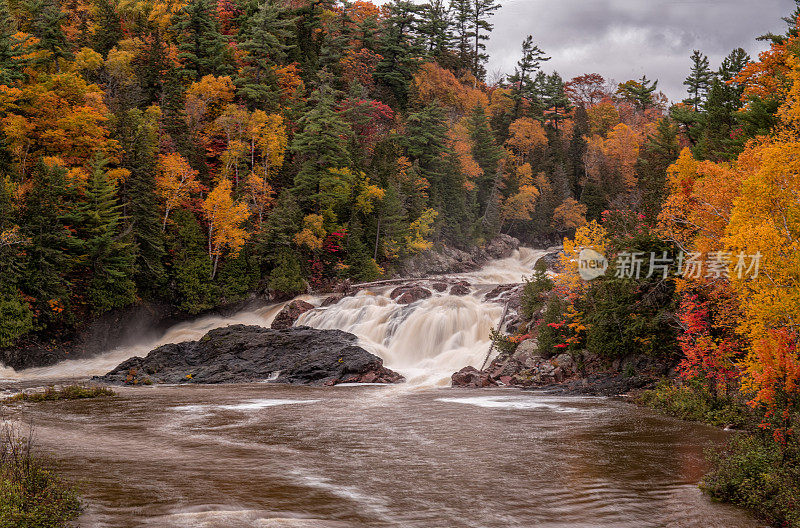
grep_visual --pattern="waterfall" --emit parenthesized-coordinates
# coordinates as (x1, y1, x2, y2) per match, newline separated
(1, 249, 547, 386)
(297, 247, 545, 386)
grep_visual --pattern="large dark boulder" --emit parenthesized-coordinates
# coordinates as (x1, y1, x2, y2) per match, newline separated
(271, 300, 315, 330)
(94, 325, 404, 386)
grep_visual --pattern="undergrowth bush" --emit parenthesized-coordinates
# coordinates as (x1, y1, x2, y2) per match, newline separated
(0, 425, 81, 527)
(703, 434, 800, 528)
(637, 379, 750, 428)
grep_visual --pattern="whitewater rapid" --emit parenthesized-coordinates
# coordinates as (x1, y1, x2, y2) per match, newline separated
(0, 248, 547, 386)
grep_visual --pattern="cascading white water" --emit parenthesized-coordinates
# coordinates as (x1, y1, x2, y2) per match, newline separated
(298, 293, 503, 386)
(0, 249, 547, 386)
(298, 247, 547, 386)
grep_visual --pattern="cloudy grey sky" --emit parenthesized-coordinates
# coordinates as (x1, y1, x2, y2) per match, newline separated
(376, 0, 796, 102)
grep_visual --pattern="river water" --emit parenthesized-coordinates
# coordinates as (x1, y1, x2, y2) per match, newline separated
(0, 249, 761, 527)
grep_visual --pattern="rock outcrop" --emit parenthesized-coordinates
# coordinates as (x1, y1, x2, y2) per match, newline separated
(271, 300, 315, 330)
(397, 234, 520, 278)
(449, 281, 471, 296)
(94, 325, 404, 386)
(451, 341, 675, 396)
(451, 366, 498, 388)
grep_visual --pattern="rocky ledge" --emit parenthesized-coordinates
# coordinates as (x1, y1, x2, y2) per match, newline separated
(94, 325, 404, 386)
(452, 339, 674, 396)
(396, 234, 520, 278)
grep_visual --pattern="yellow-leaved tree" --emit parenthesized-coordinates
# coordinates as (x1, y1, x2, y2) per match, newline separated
(202, 179, 250, 279)
(293, 214, 326, 252)
(557, 220, 610, 294)
(405, 208, 438, 253)
(156, 152, 201, 230)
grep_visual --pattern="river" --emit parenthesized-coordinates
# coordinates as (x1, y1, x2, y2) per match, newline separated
(0, 249, 760, 527)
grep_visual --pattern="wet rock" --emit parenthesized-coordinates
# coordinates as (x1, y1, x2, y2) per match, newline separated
(481, 234, 521, 260)
(390, 285, 432, 305)
(535, 246, 563, 272)
(431, 282, 448, 292)
(483, 284, 517, 303)
(397, 235, 520, 278)
(449, 281, 471, 296)
(271, 300, 315, 330)
(94, 325, 404, 386)
(321, 294, 345, 307)
(451, 366, 498, 388)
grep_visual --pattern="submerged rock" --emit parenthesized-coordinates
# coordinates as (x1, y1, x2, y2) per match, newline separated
(94, 325, 404, 386)
(449, 281, 471, 296)
(390, 285, 432, 305)
(271, 300, 315, 330)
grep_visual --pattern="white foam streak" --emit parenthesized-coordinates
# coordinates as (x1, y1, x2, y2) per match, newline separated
(172, 399, 320, 413)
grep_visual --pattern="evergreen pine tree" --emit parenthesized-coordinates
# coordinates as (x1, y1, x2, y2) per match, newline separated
(64, 157, 136, 314)
(617, 75, 658, 111)
(449, 0, 472, 72)
(467, 104, 503, 210)
(291, 82, 353, 210)
(637, 118, 679, 223)
(683, 50, 713, 111)
(257, 190, 302, 268)
(135, 32, 170, 107)
(116, 108, 167, 296)
(18, 160, 76, 331)
(469, 0, 501, 81)
(404, 103, 473, 244)
(173, 0, 231, 81)
(374, 0, 423, 108)
(418, 0, 453, 59)
(269, 248, 306, 297)
(371, 184, 406, 261)
(0, 1, 23, 85)
(544, 72, 571, 132)
(25, 0, 72, 71)
(506, 35, 549, 119)
(0, 174, 33, 346)
(288, 0, 336, 84)
(92, 0, 123, 57)
(235, 0, 294, 110)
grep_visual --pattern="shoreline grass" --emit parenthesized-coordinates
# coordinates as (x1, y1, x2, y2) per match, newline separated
(5, 385, 116, 404)
(0, 425, 81, 527)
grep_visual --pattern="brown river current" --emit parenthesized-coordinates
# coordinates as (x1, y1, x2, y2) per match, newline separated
(0, 249, 763, 527)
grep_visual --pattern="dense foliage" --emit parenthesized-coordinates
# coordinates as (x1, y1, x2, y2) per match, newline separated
(0, 0, 690, 346)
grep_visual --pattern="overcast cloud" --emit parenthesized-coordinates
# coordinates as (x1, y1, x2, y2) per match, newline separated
(375, 0, 796, 102)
